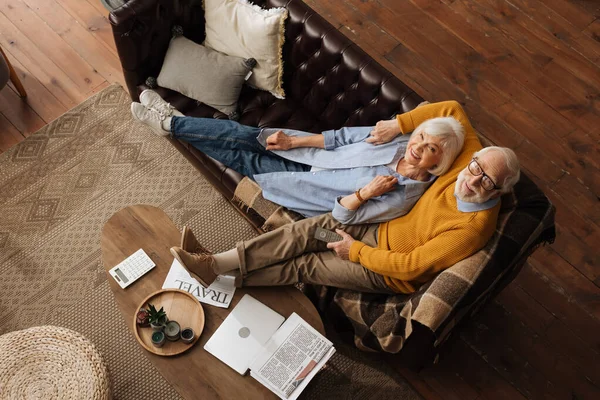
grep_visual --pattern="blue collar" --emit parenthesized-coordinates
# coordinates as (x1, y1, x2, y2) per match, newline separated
(454, 194, 500, 213)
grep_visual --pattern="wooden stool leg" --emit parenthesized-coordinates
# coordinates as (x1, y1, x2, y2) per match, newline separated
(0, 47, 27, 98)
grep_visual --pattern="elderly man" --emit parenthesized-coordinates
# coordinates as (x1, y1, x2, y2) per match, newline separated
(171, 101, 520, 294)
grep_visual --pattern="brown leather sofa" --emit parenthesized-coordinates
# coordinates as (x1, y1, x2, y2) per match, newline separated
(109, 0, 555, 369)
(109, 0, 423, 228)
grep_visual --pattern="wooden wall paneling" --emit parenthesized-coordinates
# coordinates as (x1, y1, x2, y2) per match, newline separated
(0, 110, 25, 152)
(19, 0, 125, 88)
(0, 85, 44, 135)
(0, 0, 104, 93)
(0, 51, 67, 123)
(54, 0, 118, 57)
(0, 12, 84, 106)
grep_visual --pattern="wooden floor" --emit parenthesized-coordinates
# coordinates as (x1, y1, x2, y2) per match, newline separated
(0, 0, 598, 398)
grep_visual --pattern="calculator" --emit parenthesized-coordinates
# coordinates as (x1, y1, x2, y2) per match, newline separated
(109, 248, 156, 289)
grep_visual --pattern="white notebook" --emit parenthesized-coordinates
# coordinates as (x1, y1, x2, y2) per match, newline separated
(204, 294, 285, 375)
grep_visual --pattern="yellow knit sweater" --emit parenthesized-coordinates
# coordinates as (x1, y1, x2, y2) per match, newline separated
(349, 101, 500, 293)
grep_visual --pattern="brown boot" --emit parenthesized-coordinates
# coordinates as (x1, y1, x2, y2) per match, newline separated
(180, 226, 211, 254)
(170, 246, 218, 287)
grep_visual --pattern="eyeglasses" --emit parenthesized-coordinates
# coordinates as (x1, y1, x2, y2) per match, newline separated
(467, 158, 500, 191)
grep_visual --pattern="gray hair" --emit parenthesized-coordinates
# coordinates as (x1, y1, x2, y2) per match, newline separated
(474, 146, 520, 193)
(413, 117, 465, 176)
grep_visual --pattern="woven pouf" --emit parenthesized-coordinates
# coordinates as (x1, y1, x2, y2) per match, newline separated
(0, 326, 111, 400)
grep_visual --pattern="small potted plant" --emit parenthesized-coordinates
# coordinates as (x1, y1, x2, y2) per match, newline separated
(136, 308, 150, 327)
(147, 304, 168, 331)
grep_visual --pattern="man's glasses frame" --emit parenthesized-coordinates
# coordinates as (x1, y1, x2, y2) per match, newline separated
(467, 157, 500, 191)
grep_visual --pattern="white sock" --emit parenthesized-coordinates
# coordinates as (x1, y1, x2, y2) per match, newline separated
(212, 249, 239, 274)
(161, 116, 172, 132)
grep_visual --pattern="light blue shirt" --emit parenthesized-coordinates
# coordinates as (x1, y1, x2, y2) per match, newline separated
(254, 127, 435, 224)
(455, 195, 500, 212)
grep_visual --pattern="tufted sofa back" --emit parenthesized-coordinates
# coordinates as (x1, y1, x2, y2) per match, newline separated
(109, 0, 424, 222)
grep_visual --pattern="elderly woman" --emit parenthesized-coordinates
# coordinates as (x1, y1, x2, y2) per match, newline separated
(131, 90, 465, 224)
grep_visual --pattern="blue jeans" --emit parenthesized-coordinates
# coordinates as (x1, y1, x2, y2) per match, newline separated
(170, 117, 311, 180)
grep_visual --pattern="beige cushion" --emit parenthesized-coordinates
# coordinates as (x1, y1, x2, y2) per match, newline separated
(157, 36, 254, 119)
(203, 0, 287, 99)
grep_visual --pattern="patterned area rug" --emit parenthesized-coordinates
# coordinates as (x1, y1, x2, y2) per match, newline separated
(0, 84, 420, 400)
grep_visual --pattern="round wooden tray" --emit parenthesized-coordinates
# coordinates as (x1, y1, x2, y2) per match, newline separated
(133, 289, 205, 356)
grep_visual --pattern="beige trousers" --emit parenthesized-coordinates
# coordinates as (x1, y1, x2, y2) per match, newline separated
(234, 213, 395, 294)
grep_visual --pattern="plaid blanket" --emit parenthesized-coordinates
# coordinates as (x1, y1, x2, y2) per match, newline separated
(232, 172, 556, 360)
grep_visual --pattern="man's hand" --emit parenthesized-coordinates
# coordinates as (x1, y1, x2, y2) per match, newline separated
(266, 130, 294, 151)
(366, 119, 401, 145)
(326, 229, 356, 260)
(361, 175, 398, 199)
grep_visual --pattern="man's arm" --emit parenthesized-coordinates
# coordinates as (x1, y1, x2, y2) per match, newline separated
(349, 225, 486, 281)
(368, 101, 472, 145)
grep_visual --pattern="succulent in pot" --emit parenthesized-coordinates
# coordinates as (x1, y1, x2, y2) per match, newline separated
(136, 308, 150, 327)
(146, 304, 168, 331)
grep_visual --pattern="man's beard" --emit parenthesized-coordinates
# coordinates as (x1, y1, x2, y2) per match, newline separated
(455, 169, 491, 203)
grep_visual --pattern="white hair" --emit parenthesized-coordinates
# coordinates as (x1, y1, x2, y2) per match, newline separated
(474, 146, 520, 193)
(413, 117, 465, 176)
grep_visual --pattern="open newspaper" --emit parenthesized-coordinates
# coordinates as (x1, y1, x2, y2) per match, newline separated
(162, 258, 236, 308)
(249, 313, 335, 400)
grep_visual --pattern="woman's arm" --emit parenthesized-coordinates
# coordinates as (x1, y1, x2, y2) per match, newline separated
(265, 130, 324, 150)
(333, 191, 416, 225)
(368, 101, 472, 145)
(338, 175, 398, 211)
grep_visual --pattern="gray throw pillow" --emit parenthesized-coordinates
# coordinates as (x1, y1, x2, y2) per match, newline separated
(157, 36, 255, 119)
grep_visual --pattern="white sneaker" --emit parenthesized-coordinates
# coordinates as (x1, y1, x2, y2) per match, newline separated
(139, 89, 184, 118)
(131, 102, 170, 136)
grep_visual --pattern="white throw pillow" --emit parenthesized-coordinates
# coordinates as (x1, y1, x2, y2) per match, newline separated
(203, 0, 288, 99)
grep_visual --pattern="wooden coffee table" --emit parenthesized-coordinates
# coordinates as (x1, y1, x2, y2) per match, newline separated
(101, 205, 325, 400)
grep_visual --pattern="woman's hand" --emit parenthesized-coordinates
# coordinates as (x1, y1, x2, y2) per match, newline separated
(327, 229, 356, 260)
(361, 175, 399, 199)
(266, 130, 294, 151)
(366, 119, 401, 145)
